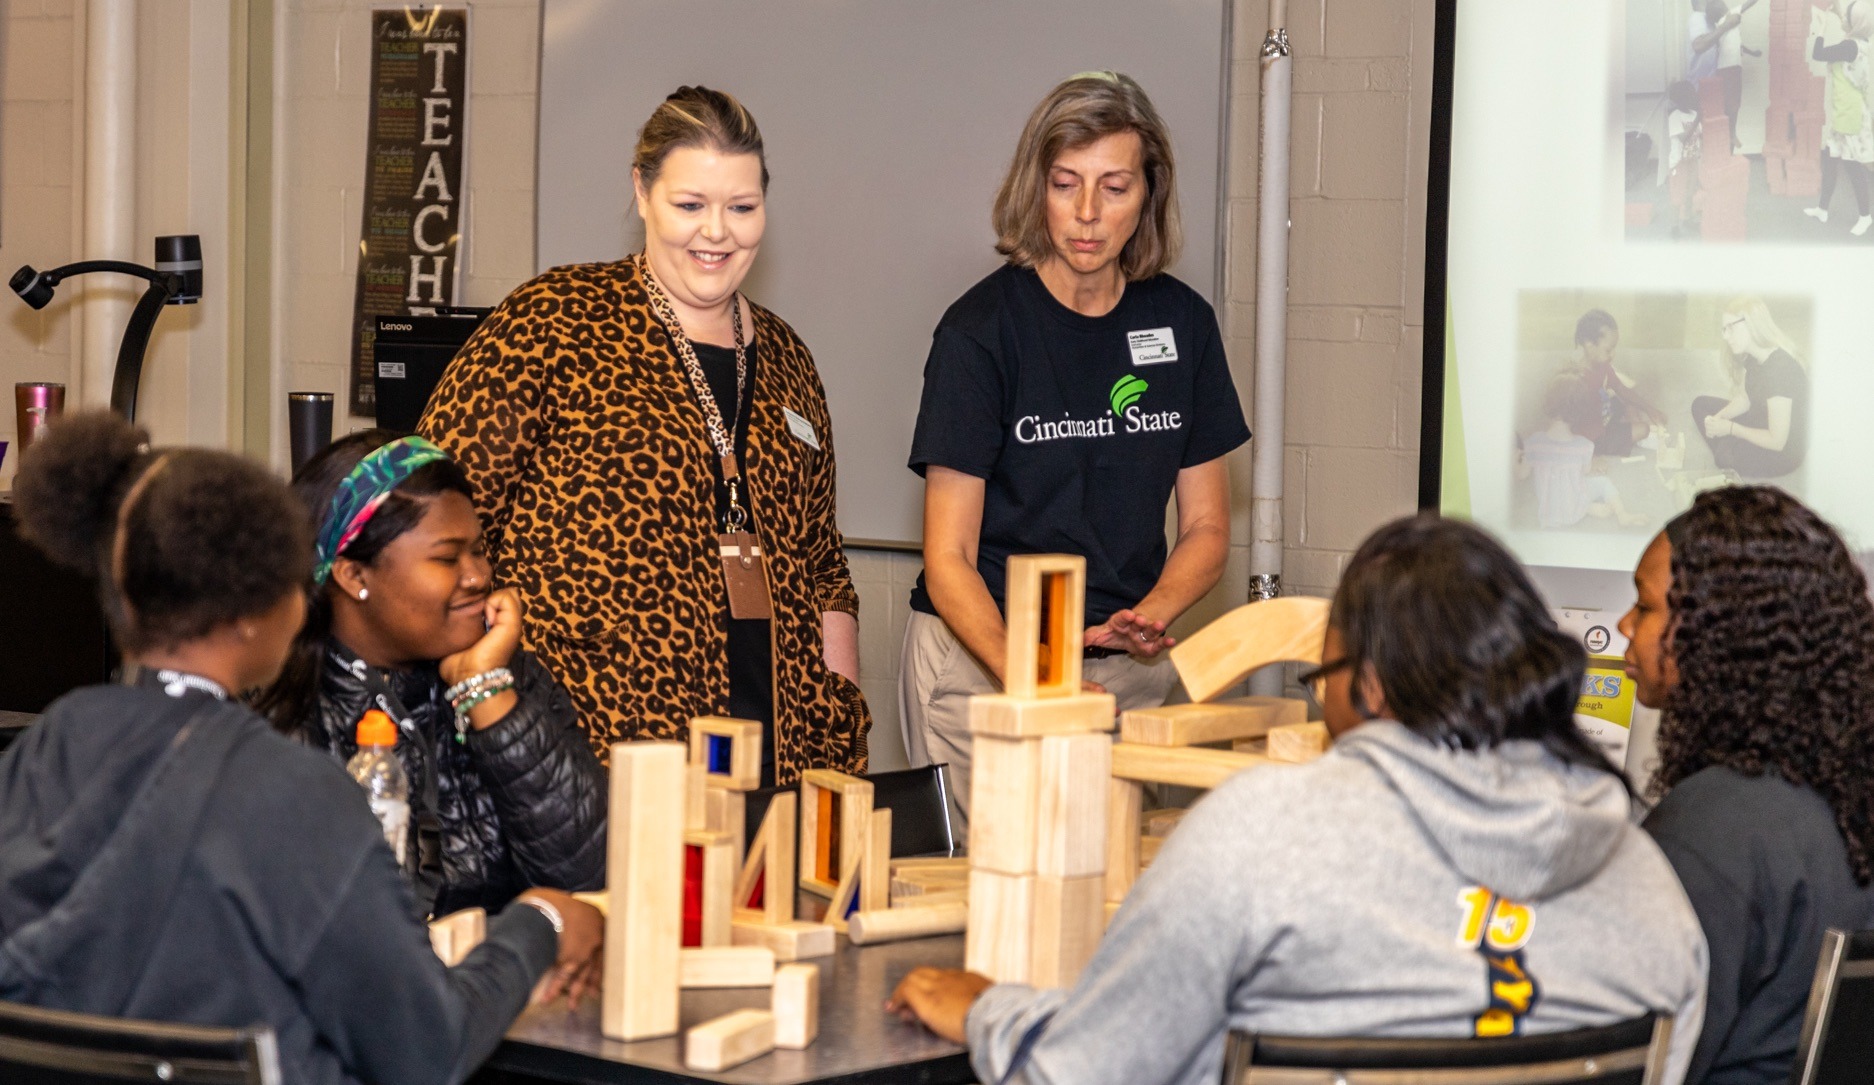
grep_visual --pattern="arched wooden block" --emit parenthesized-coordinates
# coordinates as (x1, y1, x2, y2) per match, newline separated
(1170, 596, 1330, 704)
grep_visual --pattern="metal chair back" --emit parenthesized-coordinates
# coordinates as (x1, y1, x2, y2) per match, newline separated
(1789, 927, 1874, 1085)
(1222, 1014, 1671, 1085)
(0, 1000, 280, 1085)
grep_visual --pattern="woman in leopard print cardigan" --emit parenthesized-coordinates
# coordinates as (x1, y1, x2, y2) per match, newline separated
(418, 88, 867, 782)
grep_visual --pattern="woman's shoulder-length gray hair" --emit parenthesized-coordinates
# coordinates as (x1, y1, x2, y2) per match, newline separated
(991, 71, 1182, 282)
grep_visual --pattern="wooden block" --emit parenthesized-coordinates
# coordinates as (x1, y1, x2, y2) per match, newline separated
(861, 808, 892, 913)
(687, 830, 736, 947)
(1035, 732, 1110, 878)
(1003, 554, 1087, 700)
(679, 945, 777, 988)
(771, 963, 819, 1049)
(799, 770, 871, 897)
(685, 1008, 775, 1072)
(705, 788, 747, 872)
(1267, 721, 1331, 764)
(969, 692, 1116, 739)
(969, 735, 1041, 875)
(428, 908, 484, 966)
(847, 901, 970, 945)
(1110, 743, 1271, 790)
(1119, 696, 1308, 747)
(826, 834, 865, 923)
(1031, 874, 1104, 988)
(964, 869, 1035, 984)
(1105, 778, 1142, 905)
(1139, 834, 1165, 868)
(890, 856, 971, 873)
(731, 917, 837, 961)
(734, 790, 796, 925)
(601, 742, 687, 1042)
(685, 761, 708, 832)
(1104, 900, 1121, 926)
(1170, 596, 1330, 704)
(1142, 808, 1187, 837)
(572, 890, 608, 916)
(892, 886, 968, 907)
(689, 716, 763, 791)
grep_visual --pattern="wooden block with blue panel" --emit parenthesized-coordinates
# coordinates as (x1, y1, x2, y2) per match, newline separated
(689, 716, 763, 792)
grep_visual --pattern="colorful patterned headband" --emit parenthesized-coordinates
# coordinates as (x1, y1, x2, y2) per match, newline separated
(311, 436, 450, 587)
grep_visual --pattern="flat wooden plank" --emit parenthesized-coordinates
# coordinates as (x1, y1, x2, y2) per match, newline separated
(689, 716, 763, 791)
(889, 856, 972, 872)
(846, 901, 970, 945)
(1170, 596, 1329, 704)
(704, 788, 747, 873)
(861, 808, 892, 913)
(964, 869, 1035, 984)
(1035, 731, 1110, 879)
(771, 963, 820, 1049)
(1110, 743, 1272, 790)
(1004, 554, 1086, 700)
(1118, 696, 1308, 746)
(685, 1008, 775, 1072)
(969, 692, 1116, 739)
(968, 735, 1041, 875)
(1267, 721, 1331, 764)
(1105, 778, 1142, 906)
(679, 946, 777, 988)
(601, 741, 686, 1041)
(1030, 874, 1104, 988)
(684, 761, 708, 832)
(731, 917, 838, 961)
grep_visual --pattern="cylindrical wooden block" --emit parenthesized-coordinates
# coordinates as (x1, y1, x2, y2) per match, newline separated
(846, 902, 969, 945)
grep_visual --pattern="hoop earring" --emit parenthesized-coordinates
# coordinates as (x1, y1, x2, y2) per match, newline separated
(358, 588, 369, 602)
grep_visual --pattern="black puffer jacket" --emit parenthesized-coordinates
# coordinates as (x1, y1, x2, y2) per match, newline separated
(302, 642, 606, 918)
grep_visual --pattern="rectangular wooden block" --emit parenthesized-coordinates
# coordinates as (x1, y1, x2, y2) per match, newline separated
(861, 807, 892, 913)
(679, 945, 777, 988)
(1143, 808, 1187, 838)
(704, 788, 747, 872)
(799, 770, 871, 897)
(1035, 732, 1110, 879)
(689, 716, 763, 791)
(1139, 834, 1166, 868)
(1118, 696, 1308, 747)
(1267, 721, 1331, 764)
(428, 907, 484, 966)
(1030, 874, 1104, 988)
(771, 963, 820, 1049)
(969, 735, 1041, 875)
(969, 692, 1116, 739)
(601, 741, 687, 1042)
(685, 1008, 775, 1072)
(1003, 554, 1087, 700)
(1170, 596, 1329, 704)
(1110, 743, 1271, 790)
(1105, 778, 1143, 905)
(731, 917, 838, 961)
(964, 869, 1036, 984)
(684, 761, 708, 832)
(687, 830, 736, 948)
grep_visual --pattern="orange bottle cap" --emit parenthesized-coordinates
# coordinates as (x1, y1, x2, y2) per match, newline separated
(356, 709, 398, 748)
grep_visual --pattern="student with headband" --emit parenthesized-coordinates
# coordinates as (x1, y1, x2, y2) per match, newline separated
(0, 411, 602, 1085)
(254, 430, 606, 921)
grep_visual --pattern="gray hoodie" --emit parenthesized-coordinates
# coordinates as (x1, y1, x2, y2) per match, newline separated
(966, 721, 1708, 1085)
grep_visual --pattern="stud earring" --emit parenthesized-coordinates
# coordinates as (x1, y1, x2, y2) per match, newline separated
(358, 588, 369, 602)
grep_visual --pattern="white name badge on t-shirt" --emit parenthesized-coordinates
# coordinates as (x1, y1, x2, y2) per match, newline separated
(1127, 327, 1179, 365)
(783, 407, 821, 450)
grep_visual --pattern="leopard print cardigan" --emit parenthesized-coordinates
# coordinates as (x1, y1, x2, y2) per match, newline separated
(418, 259, 869, 781)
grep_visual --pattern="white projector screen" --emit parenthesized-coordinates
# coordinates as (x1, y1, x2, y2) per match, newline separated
(536, 0, 1231, 546)
(1426, 0, 1874, 573)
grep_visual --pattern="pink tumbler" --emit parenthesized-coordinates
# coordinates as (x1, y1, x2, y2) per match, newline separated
(15, 382, 65, 454)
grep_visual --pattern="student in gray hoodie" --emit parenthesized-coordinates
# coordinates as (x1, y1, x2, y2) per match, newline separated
(890, 514, 1708, 1085)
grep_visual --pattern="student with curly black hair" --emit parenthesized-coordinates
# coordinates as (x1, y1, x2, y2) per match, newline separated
(892, 515, 1706, 1085)
(1624, 485, 1874, 1085)
(253, 429, 605, 920)
(0, 412, 601, 1085)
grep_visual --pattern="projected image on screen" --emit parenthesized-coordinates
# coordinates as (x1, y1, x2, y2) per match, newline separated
(1625, 0, 1874, 243)
(1511, 291, 1812, 533)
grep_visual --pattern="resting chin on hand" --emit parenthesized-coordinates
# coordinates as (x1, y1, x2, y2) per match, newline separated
(886, 967, 995, 1044)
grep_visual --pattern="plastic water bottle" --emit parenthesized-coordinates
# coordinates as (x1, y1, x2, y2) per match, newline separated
(347, 709, 410, 867)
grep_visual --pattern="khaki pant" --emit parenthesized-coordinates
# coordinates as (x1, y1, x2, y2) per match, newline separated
(897, 609, 1179, 842)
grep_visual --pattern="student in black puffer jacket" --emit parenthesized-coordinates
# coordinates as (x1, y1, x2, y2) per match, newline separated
(255, 430, 605, 919)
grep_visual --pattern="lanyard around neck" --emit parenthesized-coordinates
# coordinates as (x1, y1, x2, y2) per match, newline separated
(637, 253, 752, 533)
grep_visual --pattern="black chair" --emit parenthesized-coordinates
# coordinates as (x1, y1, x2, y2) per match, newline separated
(0, 1000, 280, 1084)
(742, 764, 956, 859)
(1222, 1014, 1671, 1085)
(1789, 928, 1874, 1085)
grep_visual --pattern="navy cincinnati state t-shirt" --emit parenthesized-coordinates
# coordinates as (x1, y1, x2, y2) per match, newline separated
(907, 264, 1250, 625)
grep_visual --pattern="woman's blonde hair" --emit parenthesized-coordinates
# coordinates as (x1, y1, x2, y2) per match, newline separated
(992, 72, 1182, 281)
(633, 85, 768, 192)
(1720, 296, 1805, 376)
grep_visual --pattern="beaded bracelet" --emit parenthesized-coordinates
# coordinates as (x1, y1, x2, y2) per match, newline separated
(449, 669, 516, 740)
(444, 667, 513, 706)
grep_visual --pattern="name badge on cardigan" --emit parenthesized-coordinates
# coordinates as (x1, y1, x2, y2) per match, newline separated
(719, 531, 774, 620)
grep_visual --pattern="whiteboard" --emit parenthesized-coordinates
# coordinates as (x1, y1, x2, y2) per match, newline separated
(537, 0, 1232, 545)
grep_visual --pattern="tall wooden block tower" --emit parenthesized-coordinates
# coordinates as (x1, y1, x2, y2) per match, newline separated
(964, 554, 1115, 987)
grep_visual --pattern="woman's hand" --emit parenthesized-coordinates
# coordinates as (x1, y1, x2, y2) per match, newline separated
(1704, 415, 1734, 439)
(519, 888, 605, 1007)
(886, 967, 995, 1044)
(1085, 609, 1175, 658)
(441, 588, 524, 686)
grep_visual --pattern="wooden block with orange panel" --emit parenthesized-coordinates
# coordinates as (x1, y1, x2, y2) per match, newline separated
(798, 769, 872, 898)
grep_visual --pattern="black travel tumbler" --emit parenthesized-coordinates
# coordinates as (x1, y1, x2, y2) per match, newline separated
(288, 393, 335, 473)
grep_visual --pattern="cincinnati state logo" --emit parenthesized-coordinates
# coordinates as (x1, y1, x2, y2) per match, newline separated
(1110, 374, 1149, 415)
(1012, 375, 1186, 444)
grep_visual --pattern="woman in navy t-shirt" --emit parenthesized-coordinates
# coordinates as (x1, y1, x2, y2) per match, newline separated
(899, 72, 1250, 835)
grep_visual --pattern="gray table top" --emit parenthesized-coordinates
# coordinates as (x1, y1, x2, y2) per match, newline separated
(492, 930, 971, 1085)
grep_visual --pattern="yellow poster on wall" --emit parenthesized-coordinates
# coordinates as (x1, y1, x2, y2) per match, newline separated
(1574, 657, 1637, 762)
